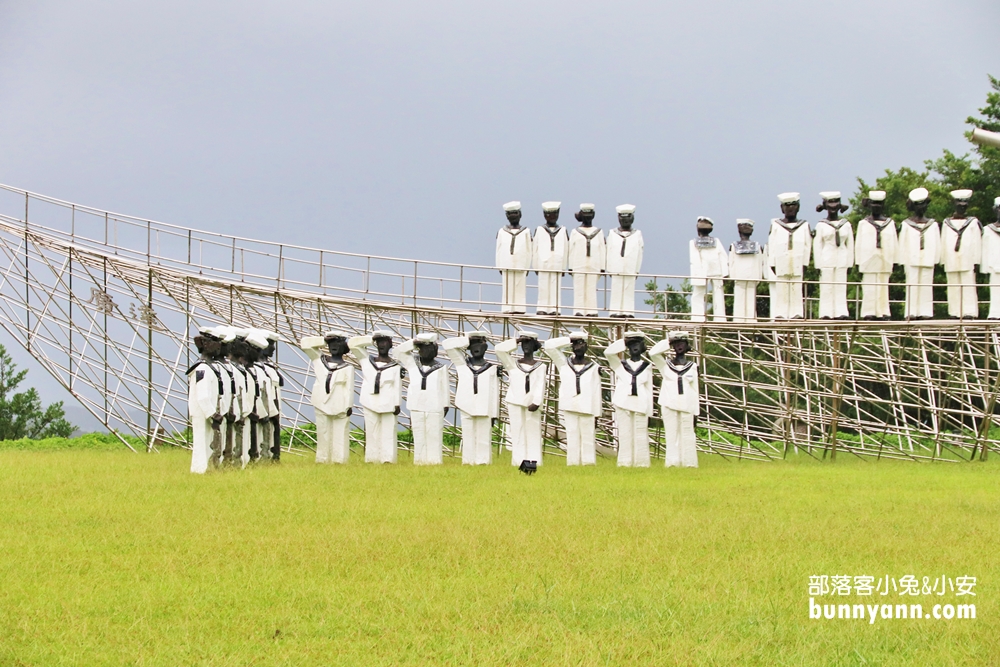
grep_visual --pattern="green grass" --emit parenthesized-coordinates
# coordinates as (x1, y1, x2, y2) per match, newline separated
(1, 447, 998, 666)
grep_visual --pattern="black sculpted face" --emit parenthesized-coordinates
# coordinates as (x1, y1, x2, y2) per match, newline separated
(468, 338, 489, 361)
(519, 338, 540, 356)
(326, 338, 349, 357)
(625, 337, 646, 359)
(574, 210, 595, 226)
(262, 340, 276, 358)
(907, 198, 930, 218)
(416, 342, 438, 364)
(780, 201, 800, 221)
(374, 337, 393, 357)
(618, 213, 634, 231)
(543, 210, 560, 226)
(737, 223, 754, 238)
(571, 338, 588, 358)
(671, 339, 690, 357)
(506, 210, 522, 227)
(954, 200, 970, 218)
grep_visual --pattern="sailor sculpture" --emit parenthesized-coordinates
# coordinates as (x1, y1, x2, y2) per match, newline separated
(496, 201, 532, 314)
(767, 193, 811, 319)
(568, 204, 605, 316)
(982, 196, 1000, 319)
(543, 332, 601, 465)
(650, 331, 699, 468)
(444, 333, 501, 465)
(301, 331, 355, 464)
(188, 327, 224, 474)
(689, 216, 729, 322)
(213, 327, 241, 466)
(349, 331, 403, 463)
(813, 192, 854, 319)
(533, 202, 568, 315)
(898, 187, 941, 320)
(392, 333, 450, 464)
(244, 330, 272, 462)
(605, 332, 653, 467)
(728, 219, 768, 322)
(227, 330, 254, 468)
(855, 191, 897, 320)
(941, 189, 982, 318)
(606, 204, 643, 317)
(258, 331, 284, 461)
(496, 332, 547, 467)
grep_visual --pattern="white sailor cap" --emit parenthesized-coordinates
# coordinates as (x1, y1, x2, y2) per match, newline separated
(819, 191, 841, 200)
(777, 192, 800, 204)
(868, 191, 886, 202)
(542, 201, 561, 212)
(197, 326, 217, 338)
(995, 196, 1000, 208)
(263, 330, 282, 342)
(623, 330, 647, 340)
(667, 330, 690, 342)
(371, 329, 394, 340)
(736, 218, 755, 227)
(414, 332, 438, 345)
(616, 204, 636, 215)
(696, 216, 714, 229)
(467, 331, 489, 340)
(909, 187, 929, 202)
(503, 201, 521, 212)
(579, 203, 595, 212)
(246, 331, 269, 349)
(568, 331, 588, 341)
(516, 330, 538, 341)
(323, 330, 350, 340)
(232, 328, 251, 339)
(212, 326, 236, 343)
(950, 189, 973, 201)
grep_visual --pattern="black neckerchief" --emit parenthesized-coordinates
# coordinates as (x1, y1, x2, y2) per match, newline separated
(864, 217, 893, 249)
(614, 228, 634, 257)
(260, 359, 284, 387)
(568, 357, 595, 395)
(466, 358, 496, 394)
(503, 226, 528, 254)
(220, 360, 238, 395)
(575, 227, 602, 257)
(989, 223, 1000, 235)
(733, 240, 760, 255)
(415, 359, 444, 390)
(368, 356, 398, 395)
(819, 219, 850, 247)
(905, 218, 936, 251)
(944, 217, 978, 252)
(516, 359, 544, 394)
(187, 360, 224, 396)
(774, 219, 807, 250)
(694, 236, 717, 248)
(667, 359, 695, 395)
(621, 358, 650, 396)
(540, 225, 564, 252)
(321, 355, 349, 393)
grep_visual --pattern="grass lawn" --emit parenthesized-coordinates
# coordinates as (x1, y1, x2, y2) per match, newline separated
(0, 445, 997, 666)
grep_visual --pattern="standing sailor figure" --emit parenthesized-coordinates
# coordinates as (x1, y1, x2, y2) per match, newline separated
(941, 189, 982, 318)
(244, 330, 272, 461)
(981, 196, 1000, 319)
(606, 204, 643, 317)
(213, 327, 240, 466)
(567, 204, 605, 316)
(767, 192, 811, 319)
(228, 330, 254, 468)
(855, 191, 897, 320)
(533, 202, 568, 315)
(544, 332, 602, 465)
(898, 187, 941, 319)
(496, 201, 532, 314)
(689, 216, 729, 322)
(605, 332, 653, 467)
(188, 328, 224, 474)
(650, 331, 699, 468)
(302, 331, 355, 464)
(728, 219, 768, 323)
(349, 331, 403, 463)
(444, 333, 501, 465)
(258, 331, 284, 461)
(813, 192, 854, 319)
(392, 333, 450, 464)
(496, 332, 547, 467)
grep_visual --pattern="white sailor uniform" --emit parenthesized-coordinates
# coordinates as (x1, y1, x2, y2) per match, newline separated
(303, 346, 355, 464)
(650, 340, 699, 468)
(543, 337, 601, 465)
(349, 335, 403, 463)
(813, 219, 854, 318)
(567, 227, 606, 316)
(391, 338, 450, 465)
(690, 236, 729, 322)
(496, 339, 547, 466)
(898, 219, 941, 318)
(604, 339, 653, 467)
(855, 216, 898, 318)
(767, 218, 811, 319)
(445, 337, 500, 465)
(728, 240, 768, 322)
(188, 359, 222, 474)
(981, 222, 1000, 319)
(496, 226, 533, 314)
(941, 216, 982, 318)
(606, 228, 644, 316)
(533, 225, 568, 314)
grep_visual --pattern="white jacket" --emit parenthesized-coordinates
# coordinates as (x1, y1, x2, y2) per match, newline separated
(495, 226, 533, 270)
(495, 339, 547, 408)
(855, 217, 898, 274)
(981, 224, 1000, 274)
(349, 335, 403, 414)
(604, 339, 653, 416)
(391, 339, 450, 413)
(543, 337, 602, 417)
(728, 241, 768, 281)
(605, 229, 644, 275)
(304, 350, 355, 417)
(567, 227, 606, 273)
(649, 340, 699, 415)
(188, 360, 222, 419)
(897, 219, 941, 268)
(812, 219, 855, 269)
(532, 226, 568, 272)
(444, 337, 500, 418)
(767, 219, 811, 276)
(941, 217, 982, 273)
(689, 237, 729, 286)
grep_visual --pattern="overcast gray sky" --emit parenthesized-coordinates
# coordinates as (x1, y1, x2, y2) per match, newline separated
(1, 0, 998, 421)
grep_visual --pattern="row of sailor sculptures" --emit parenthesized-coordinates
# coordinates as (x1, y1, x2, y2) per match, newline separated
(187, 326, 285, 474)
(691, 190, 1000, 322)
(496, 201, 643, 318)
(299, 329, 700, 469)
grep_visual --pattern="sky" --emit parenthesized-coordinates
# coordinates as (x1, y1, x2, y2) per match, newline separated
(0, 0, 998, 423)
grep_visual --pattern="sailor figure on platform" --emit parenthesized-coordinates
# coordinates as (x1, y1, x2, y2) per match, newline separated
(188, 327, 224, 474)
(689, 216, 729, 322)
(213, 327, 240, 466)
(650, 331, 699, 468)
(606, 204, 643, 317)
(445, 333, 501, 465)
(228, 330, 254, 468)
(392, 333, 450, 465)
(244, 330, 272, 461)
(728, 219, 768, 323)
(941, 189, 982, 318)
(349, 331, 403, 463)
(605, 331, 653, 467)
(544, 332, 601, 465)
(496, 201, 532, 314)
(855, 191, 897, 320)
(767, 193, 811, 319)
(981, 196, 1000, 319)
(301, 331, 355, 464)
(258, 331, 284, 461)
(898, 187, 941, 320)
(496, 332, 547, 467)
(533, 202, 568, 315)
(568, 204, 605, 316)
(813, 192, 854, 319)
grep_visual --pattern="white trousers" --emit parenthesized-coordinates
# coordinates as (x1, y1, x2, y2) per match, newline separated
(732, 281, 758, 322)
(860, 272, 891, 318)
(191, 419, 212, 474)
(770, 275, 804, 319)
(536, 271, 561, 314)
(572, 272, 600, 315)
(261, 419, 275, 459)
(904, 266, 935, 318)
(614, 408, 650, 467)
(562, 411, 596, 465)
(663, 408, 698, 467)
(818, 267, 849, 318)
(691, 278, 726, 322)
(508, 404, 542, 466)
(946, 270, 978, 318)
(990, 273, 1000, 319)
(315, 413, 350, 464)
(609, 274, 636, 316)
(411, 410, 444, 465)
(501, 270, 527, 313)
(364, 409, 397, 463)
(460, 411, 492, 465)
